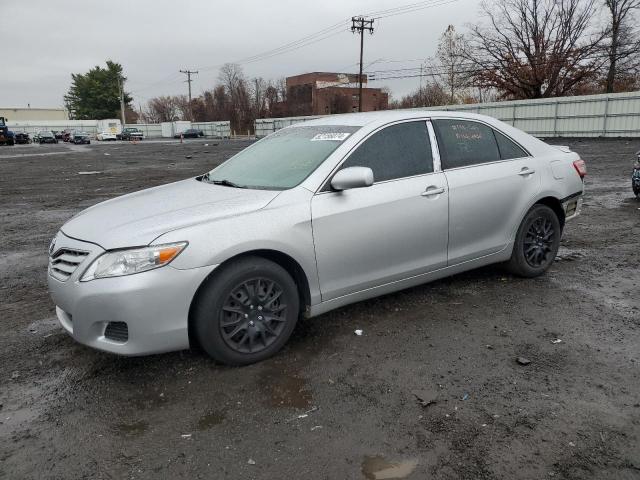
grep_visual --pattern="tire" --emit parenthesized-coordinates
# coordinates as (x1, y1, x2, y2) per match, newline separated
(193, 256, 300, 365)
(507, 204, 561, 278)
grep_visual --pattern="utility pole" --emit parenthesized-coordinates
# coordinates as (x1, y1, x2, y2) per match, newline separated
(118, 76, 126, 127)
(351, 16, 374, 112)
(180, 69, 198, 120)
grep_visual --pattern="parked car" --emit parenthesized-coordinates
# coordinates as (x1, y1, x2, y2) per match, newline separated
(61, 129, 73, 142)
(48, 111, 586, 365)
(52, 130, 63, 140)
(633, 151, 640, 198)
(71, 132, 91, 144)
(119, 127, 144, 141)
(3, 130, 16, 145)
(0, 117, 13, 145)
(38, 131, 58, 144)
(174, 128, 204, 139)
(96, 131, 117, 141)
(14, 132, 31, 144)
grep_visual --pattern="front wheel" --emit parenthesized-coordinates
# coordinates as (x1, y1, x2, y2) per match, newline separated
(507, 204, 561, 277)
(193, 256, 300, 365)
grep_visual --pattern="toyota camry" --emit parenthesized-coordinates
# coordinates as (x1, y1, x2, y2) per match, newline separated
(48, 111, 586, 365)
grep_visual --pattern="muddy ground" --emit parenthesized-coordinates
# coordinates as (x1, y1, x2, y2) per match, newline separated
(0, 138, 638, 480)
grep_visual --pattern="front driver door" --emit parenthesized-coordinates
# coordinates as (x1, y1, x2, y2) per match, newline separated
(311, 120, 449, 302)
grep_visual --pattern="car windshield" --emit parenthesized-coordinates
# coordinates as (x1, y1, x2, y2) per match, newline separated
(204, 125, 360, 190)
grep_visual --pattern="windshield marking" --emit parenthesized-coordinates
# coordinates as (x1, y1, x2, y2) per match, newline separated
(311, 133, 351, 141)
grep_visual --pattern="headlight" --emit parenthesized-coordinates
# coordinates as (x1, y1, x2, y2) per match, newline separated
(81, 242, 187, 281)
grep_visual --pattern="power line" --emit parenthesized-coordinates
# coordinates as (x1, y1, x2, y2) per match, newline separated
(367, 53, 623, 82)
(362, 0, 461, 20)
(129, 0, 463, 98)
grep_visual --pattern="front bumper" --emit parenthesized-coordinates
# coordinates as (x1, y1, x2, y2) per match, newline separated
(47, 232, 216, 356)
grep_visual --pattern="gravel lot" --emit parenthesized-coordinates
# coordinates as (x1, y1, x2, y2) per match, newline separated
(1, 137, 638, 480)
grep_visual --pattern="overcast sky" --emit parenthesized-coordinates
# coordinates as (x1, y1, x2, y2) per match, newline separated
(1, 0, 481, 110)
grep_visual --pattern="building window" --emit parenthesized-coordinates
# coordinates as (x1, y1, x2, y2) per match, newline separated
(352, 94, 359, 102)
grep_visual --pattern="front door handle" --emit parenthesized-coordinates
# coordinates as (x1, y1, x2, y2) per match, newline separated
(421, 186, 445, 197)
(518, 167, 536, 176)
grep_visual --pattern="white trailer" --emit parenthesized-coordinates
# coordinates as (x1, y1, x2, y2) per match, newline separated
(96, 119, 122, 135)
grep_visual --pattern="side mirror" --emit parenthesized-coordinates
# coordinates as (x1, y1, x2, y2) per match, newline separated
(331, 167, 374, 191)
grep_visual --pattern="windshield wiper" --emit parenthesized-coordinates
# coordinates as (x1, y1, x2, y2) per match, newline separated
(209, 178, 247, 189)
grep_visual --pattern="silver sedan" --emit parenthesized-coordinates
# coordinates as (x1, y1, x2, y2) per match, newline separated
(48, 111, 586, 365)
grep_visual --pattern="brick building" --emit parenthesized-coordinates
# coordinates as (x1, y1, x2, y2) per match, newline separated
(285, 72, 388, 116)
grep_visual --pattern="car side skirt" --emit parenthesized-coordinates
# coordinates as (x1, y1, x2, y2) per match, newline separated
(308, 245, 513, 318)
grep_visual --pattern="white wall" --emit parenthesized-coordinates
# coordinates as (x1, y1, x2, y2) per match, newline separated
(6, 120, 231, 139)
(255, 91, 640, 138)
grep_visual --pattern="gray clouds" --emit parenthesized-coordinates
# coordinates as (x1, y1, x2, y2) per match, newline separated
(1, 0, 479, 109)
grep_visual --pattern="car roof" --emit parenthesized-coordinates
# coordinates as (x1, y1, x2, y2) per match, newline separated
(292, 109, 553, 156)
(297, 109, 496, 128)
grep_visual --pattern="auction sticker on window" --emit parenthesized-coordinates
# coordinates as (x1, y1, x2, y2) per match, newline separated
(311, 133, 351, 141)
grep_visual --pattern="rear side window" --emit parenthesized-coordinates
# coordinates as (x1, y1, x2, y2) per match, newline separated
(340, 121, 433, 182)
(494, 130, 528, 159)
(434, 119, 500, 169)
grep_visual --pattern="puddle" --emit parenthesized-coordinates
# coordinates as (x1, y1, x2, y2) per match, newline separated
(197, 410, 225, 430)
(258, 363, 312, 408)
(362, 456, 418, 480)
(115, 420, 149, 437)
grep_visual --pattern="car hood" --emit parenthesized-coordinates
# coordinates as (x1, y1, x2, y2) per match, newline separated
(61, 178, 281, 249)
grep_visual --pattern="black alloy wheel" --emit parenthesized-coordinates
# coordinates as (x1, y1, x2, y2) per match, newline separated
(220, 277, 288, 354)
(507, 204, 561, 277)
(193, 256, 300, 365)
(523, 217, 555, 268)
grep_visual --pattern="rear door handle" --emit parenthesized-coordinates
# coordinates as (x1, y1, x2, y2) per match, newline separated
(421, 186, 445, 197)
(518, 168, 536, 176)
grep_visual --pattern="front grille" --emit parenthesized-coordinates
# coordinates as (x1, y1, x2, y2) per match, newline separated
(105, 322, 128, 342)
(49, 248, 90, 281)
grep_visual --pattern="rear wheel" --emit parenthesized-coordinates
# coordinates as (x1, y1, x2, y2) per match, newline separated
(193, 256, 300, 365)
(507, 204, 561, 277)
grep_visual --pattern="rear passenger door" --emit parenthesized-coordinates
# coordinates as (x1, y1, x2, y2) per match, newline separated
(311, 120, 449, 301)
(433, 119, 541, 265)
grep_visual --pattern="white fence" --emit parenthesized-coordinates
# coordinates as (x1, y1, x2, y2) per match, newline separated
(254, 91, 640, 138)
(6, 120, 231, 139)
(6, 120, 102, 136)
(192, 121, 231, 138)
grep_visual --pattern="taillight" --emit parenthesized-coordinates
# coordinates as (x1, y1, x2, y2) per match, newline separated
(573, 159, 587, 178)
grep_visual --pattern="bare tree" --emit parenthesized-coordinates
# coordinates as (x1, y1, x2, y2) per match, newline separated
(143, 95, 182, 122)
(389, 81, 449, 109)
(431, 25, 471, 103)
(218, 63, 253, 132)
(467, 0, 606, 99)
(603, 0, 640, 92)
(251, 77, 269, 118)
